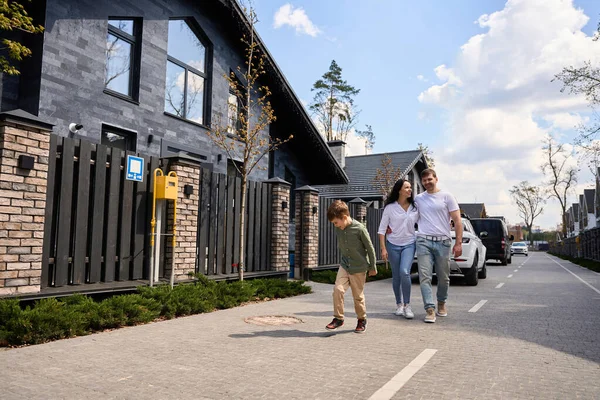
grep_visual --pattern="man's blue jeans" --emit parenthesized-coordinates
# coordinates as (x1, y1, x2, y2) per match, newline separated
(416, 236, 451, 310)
(386, 241, 415, 305)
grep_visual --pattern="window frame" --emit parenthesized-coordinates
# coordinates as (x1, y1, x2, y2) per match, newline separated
(104, 18, 142, 102)
(101, 124, 137, 153)
(164, 18, 212, 127)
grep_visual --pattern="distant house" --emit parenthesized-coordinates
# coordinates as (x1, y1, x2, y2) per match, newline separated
(314, 142, 429, 207)
(568, 203, 580, 237)
(459, 203, 488, 219)
(581, 189, 596, 230)
(507, 224, 524, 241)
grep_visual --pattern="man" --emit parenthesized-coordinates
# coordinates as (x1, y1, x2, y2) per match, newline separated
(414, 168, 462, 323)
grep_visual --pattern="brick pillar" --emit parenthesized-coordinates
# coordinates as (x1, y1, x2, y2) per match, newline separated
(164, 157, 201, 282)
(0, 110, 53, 296)
(295, 185, 319, 279)
(264, 177, 291, 271)
(349, 197, 367, 225)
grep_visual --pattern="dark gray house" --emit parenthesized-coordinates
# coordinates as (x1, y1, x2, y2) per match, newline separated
(459, 203, 487, 219)
(1, 0, 347, 187)
(314, 142, 429, 207)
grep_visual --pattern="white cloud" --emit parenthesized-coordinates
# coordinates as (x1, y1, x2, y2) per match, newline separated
(273, 4, 321, 37)
(417, 74, 428, 82)
(418, 0, 599, 229)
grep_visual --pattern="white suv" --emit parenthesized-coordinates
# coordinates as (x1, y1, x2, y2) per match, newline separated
(510, 242, 528, 256)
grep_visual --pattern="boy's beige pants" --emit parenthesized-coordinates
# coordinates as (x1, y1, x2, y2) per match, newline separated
(333, 267, 367, 320)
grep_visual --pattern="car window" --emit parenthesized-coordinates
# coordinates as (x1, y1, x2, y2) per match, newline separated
(463, 220, 474, 234)
(470, 219, 503, 237)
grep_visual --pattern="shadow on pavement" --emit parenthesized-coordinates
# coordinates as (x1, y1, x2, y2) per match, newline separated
(229, 329, 354, 339)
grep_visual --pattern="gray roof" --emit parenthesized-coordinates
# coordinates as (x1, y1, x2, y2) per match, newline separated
(313, 150, 426, 199)
(459, 203, 486, 219)
(584, 189, 595, 210)
(572, 203, 580, 221)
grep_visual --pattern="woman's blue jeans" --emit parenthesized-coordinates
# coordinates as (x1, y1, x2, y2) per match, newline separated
(386, 241, 415, 305)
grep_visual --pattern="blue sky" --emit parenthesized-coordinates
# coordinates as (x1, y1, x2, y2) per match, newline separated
(251, 0, 600, 229)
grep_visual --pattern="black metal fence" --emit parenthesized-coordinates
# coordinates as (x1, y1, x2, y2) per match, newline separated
(548, 227, 600, 262)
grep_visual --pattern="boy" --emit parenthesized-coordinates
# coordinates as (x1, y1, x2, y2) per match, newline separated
(326, 200, 377, 333)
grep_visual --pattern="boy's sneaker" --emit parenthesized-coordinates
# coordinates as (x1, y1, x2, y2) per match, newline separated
(326, 318, 344, 330)
(404, 304, 414, 319)
(354, 319, 367, 333)
(395, 304, 405, 316)
(437, 302, 448, 317)
(424, 308, 436, 323)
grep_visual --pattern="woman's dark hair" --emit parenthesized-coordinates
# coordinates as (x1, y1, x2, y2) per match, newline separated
(384, 179, 414, 207)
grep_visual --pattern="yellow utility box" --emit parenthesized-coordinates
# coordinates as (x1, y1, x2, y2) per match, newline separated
(155, 172, 178, 200)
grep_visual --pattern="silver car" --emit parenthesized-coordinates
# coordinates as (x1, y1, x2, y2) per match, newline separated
(510, 242, 529, 256)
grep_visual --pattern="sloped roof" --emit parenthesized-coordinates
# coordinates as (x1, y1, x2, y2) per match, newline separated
(314, 150, 426, 199)
(459, 203, 487, 219)
(584, 189, 595, 211)
(572, 203, 580, 221)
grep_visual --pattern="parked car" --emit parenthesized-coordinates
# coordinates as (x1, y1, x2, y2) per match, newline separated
(470, 218, 514, 265)
(449, 217, 488, 285)
(511, 242, 529, 256)
(410, 216, 487, 286)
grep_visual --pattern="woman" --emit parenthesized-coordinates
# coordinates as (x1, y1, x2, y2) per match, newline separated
(378, 179, 418, 319)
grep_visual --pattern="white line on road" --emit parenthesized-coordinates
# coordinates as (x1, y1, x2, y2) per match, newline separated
(546, 256, 600, 295)
(495, 283, 505, 289)
(507, 274, 513, 278)
(514, 269, 518, 272)
(468, 300, 488, 313)
(368, 349, 437, 400)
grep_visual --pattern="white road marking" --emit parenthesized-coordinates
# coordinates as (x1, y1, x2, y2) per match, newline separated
(514, 269, 518, 272)
(495, 283, 505, 289)
(468, 300, 488, 313)
(546, 256, 600, 295)
(507, 274, 513, 278)
(368, 349, 437, 400)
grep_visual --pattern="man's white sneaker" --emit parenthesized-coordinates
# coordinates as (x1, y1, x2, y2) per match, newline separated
(404, 304, 414, 319)
(395, 304, 405, 316)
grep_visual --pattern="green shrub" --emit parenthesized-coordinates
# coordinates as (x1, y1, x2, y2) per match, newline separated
(252, 279, 312, 298)
(92, 294, 161, 329)
(212, 281, 255, 309)
(311, 264, 393, 284)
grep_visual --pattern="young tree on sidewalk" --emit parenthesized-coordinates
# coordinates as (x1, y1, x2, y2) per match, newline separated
(372, 154, 403, 200)
(541, 135, 578, 237)
(206, 3, 292, 281)
(509, 181, 545, 246)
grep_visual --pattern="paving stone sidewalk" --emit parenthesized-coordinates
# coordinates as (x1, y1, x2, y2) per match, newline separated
(0, 253, 599, 399)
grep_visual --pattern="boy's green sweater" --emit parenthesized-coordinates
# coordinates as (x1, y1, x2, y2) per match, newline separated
(335, 219, 377, 274)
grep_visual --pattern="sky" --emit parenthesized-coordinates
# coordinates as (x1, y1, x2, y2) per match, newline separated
(250, 0, 600, 230)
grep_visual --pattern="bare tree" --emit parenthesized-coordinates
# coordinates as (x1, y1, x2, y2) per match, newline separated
(372, 154, 403, 199)
(206, 3, 292, 281)
(509, 181, 545, 246)
(356, 124, 375, 155)
(541, 135, 578, 237)
(417, 142, 435, 168)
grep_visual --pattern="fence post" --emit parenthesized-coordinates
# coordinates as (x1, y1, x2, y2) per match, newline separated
(264, 177, 291, 272)
(295, 185, 319, 280)
(163, 156, 201, 283)
(349, 197, 368, 224)
(0, 110, 53, 296)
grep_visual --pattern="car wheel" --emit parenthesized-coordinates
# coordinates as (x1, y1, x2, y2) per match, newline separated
(478, 261, 487, 279)
(525, 254, 528, 257)
(465, 253, 479, 286)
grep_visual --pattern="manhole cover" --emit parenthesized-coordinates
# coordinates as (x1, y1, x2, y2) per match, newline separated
(244, 315, 303, 326)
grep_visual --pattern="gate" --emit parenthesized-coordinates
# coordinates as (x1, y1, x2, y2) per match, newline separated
(196, 169, 272, 277)
(41, 135, 159, 288)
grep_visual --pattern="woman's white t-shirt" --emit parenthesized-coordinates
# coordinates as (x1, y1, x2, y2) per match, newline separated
(377, 202, 419, 246)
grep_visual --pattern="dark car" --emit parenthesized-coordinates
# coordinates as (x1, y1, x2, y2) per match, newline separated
(470, 218, 514, 265)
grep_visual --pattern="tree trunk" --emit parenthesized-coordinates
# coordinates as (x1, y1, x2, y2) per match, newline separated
(527, 224, 533, 246)
(239, 176, 247, 281)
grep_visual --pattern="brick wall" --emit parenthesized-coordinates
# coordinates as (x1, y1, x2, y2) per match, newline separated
(164, 159, 201, 282)
(0, 114, 52, 295)
(295, 186, 319, 278)
(265, 178, 291, 271)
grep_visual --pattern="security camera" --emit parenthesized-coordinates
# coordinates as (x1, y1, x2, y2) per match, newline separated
(69, 123, 83, 134)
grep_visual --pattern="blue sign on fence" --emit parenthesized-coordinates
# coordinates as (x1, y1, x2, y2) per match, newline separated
(126, 155, 144, 182)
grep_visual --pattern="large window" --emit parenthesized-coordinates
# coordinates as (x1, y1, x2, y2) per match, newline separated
(164, 19, 209, 125)
(105, 19, 141, 100)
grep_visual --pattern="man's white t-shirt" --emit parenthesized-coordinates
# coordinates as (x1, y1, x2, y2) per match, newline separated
(414, 190, 459, 239)
(377, 202, 419, 246)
